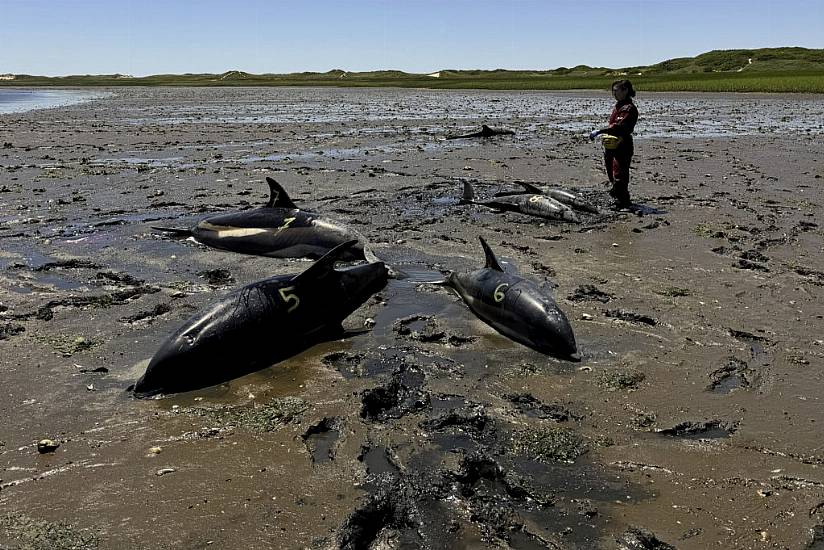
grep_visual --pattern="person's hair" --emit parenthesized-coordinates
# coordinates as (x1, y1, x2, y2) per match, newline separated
(611, 79, 636, 98)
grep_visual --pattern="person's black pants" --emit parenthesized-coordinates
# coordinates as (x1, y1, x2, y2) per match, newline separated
(604, 148, 632, 205)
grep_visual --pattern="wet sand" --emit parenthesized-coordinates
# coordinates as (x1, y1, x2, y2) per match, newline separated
(1, 87, 824, 549)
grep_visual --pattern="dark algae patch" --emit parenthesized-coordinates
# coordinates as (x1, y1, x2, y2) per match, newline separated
(510, 426, 588, 463)
(595, 368, 646, 391)
(0, 512, 100, 550)
(177, 396, 308, 432)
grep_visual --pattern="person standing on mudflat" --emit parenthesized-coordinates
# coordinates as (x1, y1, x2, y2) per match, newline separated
(589, 79, 639, 208)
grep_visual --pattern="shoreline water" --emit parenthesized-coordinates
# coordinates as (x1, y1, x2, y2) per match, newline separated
(0, 88, 110, 114)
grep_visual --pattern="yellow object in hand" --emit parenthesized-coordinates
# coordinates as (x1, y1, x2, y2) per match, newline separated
(600, 134, 623, 150)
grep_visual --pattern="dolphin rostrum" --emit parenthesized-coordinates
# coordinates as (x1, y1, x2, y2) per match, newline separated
(131, 241, 388, 397)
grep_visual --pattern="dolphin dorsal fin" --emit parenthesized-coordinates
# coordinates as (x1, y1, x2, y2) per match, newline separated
(461, 179, 475, 203)
(265, 177, 297, 209)
(478, 236, 504, 272)
(291, 240, 358, 284)
(516, 181, 544, 194)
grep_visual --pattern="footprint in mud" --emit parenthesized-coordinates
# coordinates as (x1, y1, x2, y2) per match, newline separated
(302, 417, 341, 465)
(198, 268, 235, 287)
(728, 328, 769, 343)
(505, 393, 580, 422)
(734, 257, 769, 272)
(0, 322, 25, 340)
(707, 357, 757, 394)
(336, 480, 419, 550)
(360, 363, 429, 421)
(657, 420, 738, 440)
(617, 527, 676, 550)
(605, 309, 657, 326)
(93, 270, 144, 287)
(568, 284, 613, 304)
(392, 314, 477, 347)
(358, 446, 399, 476)
(119, 303, 172, 325)
(420, 398, 489, 434)
(322, 351, 367, 377)
(33, 259, 101, 271)
(29, 285, 161, 321)
(792, 265, 824, 286)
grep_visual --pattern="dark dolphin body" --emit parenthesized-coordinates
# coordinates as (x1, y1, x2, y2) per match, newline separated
(446, 237, 578, 360)
(461, 180, 579, 223)
(495, 181, 603, 214)
(132, 241, 388, 397)
(154, 177, 365, 260)
(446, 124, 515, 140)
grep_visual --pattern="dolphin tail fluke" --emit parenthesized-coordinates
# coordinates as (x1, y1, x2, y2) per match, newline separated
(461, 180, 475, 204)
(515, 180, 544, 194)
(478, 236, 504, 272)
(265, 177, 298, 209)
(292, 240, 359, 283)
(151, 226, 192, 237)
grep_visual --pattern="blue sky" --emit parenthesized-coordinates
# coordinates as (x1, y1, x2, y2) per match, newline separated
(1, 0, 822, 76)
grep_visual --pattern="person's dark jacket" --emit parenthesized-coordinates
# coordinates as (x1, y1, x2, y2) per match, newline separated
(599, 99, 638, 152)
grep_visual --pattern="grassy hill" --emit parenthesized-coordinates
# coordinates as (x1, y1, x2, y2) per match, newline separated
(3, 47, 824, 92)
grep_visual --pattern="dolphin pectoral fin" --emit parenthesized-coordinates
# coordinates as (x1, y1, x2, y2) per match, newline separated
(151, 226, 193, 237)
(478, 237, 505, 272)
(291, 239, 360, 283)
(265, 177, 298, 209)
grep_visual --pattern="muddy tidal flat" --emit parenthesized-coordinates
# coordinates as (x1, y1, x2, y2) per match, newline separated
(1, 87, 824, 549)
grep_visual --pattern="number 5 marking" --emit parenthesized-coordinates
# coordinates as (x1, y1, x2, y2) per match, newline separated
(493, 283, 509, 303)
(278, 286, 300, 312)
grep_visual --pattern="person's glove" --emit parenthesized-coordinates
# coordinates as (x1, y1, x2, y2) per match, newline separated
(589, 130, 600, 141)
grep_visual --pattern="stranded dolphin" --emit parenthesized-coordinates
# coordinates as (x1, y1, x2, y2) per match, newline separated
(444, 237, 578, 360)
(446, 124, 515, 140)
(131, 241, 388, 397)
(495, 181, 603, 215)
(153, 177, 365, 261)
(461, 180, 579, 223)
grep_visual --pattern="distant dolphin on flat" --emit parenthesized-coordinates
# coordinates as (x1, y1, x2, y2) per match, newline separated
(153, 177, 366, 261)
(460, 180, 579, 223)
(446, 124, 515, 140)
(131, 240, 388, 397)
(495, 181, 603, 214)
(442, 236, 578, 360)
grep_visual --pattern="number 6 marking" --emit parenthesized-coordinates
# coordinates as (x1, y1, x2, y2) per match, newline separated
(528, 195, 541, 203)
(493, 283, 509, 303)
(278, 286, 300, 312)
